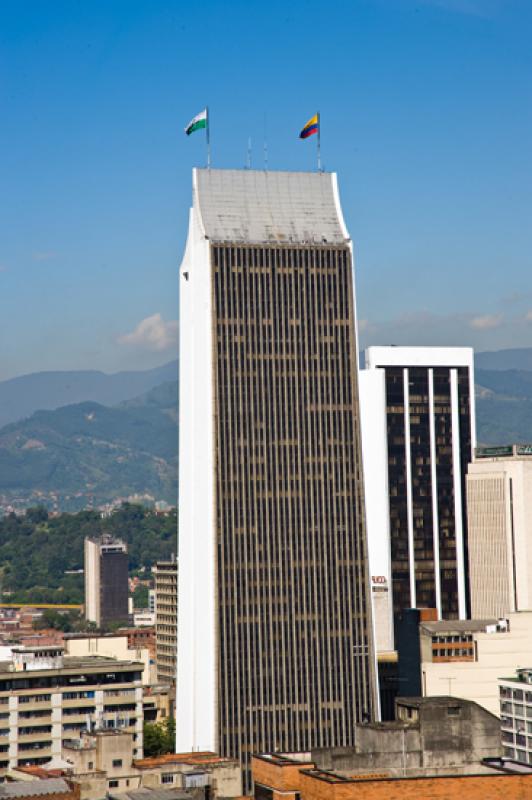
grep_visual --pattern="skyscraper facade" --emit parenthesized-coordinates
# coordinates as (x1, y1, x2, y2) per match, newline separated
(360, 347, 475, 633)
(177, 169, 377, 782)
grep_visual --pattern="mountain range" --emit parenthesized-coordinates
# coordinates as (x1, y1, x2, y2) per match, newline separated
(1, 349, 532, 511)
(0, 361, 178, 429)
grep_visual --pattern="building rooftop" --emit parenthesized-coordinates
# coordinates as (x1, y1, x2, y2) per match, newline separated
(134, 752, 237, 770)
(420, 619, 499, 635)
(109, 789, 204, 800)
(476, 445, 532, 460)
(396, 696, 475, 708)
(0, 654, 143, 676)
(194, 168, 348, 246)
(0, 780, 71, 798)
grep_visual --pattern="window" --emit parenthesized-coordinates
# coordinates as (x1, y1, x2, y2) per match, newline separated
(161, 775, 173, 784)
(88, 762, 93, 770)
(112, 760, 122, 768)
(108, 780, 119, 788)
(447, 706, 461, 717)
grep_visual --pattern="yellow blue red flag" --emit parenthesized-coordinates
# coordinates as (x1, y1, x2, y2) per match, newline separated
(299, 114, 319, 139)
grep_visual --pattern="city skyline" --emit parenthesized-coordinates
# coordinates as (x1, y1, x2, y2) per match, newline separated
(2, 0, 532, 381)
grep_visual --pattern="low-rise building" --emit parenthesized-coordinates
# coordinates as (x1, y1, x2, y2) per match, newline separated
(252, 756, 532, 800)
(251, 697, 527, 800)
(412, 611, 532, 716)
(60, 730, 242, 800)
(0, 645, 144, 774)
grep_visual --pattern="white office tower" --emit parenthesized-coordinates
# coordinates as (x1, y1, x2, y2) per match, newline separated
(360, 346, 475, 641)
(468, 445, 532, 618)
(177, 168, 377, 786)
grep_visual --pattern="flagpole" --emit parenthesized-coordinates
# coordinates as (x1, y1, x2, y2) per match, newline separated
(206, 106, 211, 169)
(317, 111, 321, 172)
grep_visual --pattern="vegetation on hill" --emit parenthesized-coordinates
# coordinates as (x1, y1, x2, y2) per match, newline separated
(0, 504, 177, 604)
(0, 384, 178, 509)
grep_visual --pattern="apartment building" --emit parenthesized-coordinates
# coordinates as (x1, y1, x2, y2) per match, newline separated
(153, 561, 177, 684)
(0, 645, 144, 773)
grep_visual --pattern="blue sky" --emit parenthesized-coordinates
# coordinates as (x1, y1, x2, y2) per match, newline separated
(1, 0, 532, 380)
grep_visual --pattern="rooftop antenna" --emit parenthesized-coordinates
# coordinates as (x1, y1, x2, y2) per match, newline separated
(246, 137, 252, 169)
(263, 113, 268, 170)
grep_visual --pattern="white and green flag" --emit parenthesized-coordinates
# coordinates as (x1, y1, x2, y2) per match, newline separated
(185, 108, 207, 136)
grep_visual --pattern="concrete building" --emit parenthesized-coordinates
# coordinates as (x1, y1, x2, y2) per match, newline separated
(359, 346, 475, 643)
(177, 168, 377, 786)
(84, 536, 129, 629)
(0, 644, 144, 774)
(467, 445, 532, 619)
(414, 612, 532, 716)
(152, 562, 177, 685)
(499, 667, 532, 764)
(61, 730, 242, 800)
(251, 696, 512, 799)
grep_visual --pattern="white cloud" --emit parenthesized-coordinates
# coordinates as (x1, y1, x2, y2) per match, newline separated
(118, 313, 178, 352)
(525, 310, 532, 323)
(32, 251, 57, 262)
(469, 314, 503, 331)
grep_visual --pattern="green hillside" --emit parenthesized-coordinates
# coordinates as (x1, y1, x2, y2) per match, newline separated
(0, 389, 178, 510)
(0, 504, 177, 604)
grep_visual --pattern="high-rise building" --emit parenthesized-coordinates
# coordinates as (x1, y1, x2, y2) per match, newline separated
(153, 560, 177, 684)
(84, 535, 129, 629)
(359, 347, 475, 635)
(177, 169, 377, 784)
(467, 445, 532, 618)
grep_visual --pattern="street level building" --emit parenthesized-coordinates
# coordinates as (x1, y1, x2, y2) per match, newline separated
(467, 445, 532, 619)
(153, 561, 177, 685)
(0, 645, 144, 774)
(177, 168, 377, 785)
(359, 346, 475, 640)
(84, 536, 129, 629)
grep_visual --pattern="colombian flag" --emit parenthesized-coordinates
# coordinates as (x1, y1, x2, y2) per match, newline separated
(299, 113, 319, 139)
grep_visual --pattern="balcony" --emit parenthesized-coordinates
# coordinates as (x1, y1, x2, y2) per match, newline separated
(18, 731, 53, 744)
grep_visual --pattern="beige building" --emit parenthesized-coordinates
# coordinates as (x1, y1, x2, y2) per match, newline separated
(419, 611, 532, 716)
(153, 561, 177, 684)
(64, 634, 155, 686)
(0, 645, 144, 773)
(467, 445, 532, 618)
(62, 730, 242, 800)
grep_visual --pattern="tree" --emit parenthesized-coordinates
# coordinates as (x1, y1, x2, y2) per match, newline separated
(143, 718, 175, 757)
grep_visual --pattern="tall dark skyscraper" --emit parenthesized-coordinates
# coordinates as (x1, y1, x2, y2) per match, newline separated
(84, 534, 129, 628)
(360, 347, 475, 640)
(176, 169, 377, 785)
